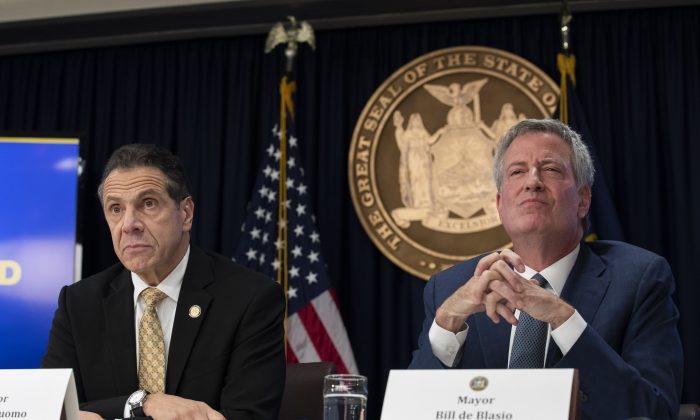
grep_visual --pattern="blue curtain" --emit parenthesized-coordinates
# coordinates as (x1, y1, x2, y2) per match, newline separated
(1, 6, 698, 418)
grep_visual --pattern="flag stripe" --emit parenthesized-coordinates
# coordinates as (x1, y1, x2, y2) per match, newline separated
(286, 313, 321, 363)
(298, 296, 350, 374)
(311, 291, 358, 373)
(285, 341, 299, 364)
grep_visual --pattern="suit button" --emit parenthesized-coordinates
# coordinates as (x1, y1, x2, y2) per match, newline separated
(578, 390, 588, 402)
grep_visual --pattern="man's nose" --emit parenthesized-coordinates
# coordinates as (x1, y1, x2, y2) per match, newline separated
(121, 207, 144, 232)
(524, 168, 544, 191)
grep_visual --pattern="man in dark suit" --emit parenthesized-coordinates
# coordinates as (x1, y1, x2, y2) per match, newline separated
(409, 119, 683, 419)
(42, 144, 285, 420)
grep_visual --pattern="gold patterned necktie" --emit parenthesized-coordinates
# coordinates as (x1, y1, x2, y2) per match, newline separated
(138, 287, 168, 393)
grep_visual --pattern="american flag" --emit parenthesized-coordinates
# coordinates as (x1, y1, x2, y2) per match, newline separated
(234, 77, 357, 374)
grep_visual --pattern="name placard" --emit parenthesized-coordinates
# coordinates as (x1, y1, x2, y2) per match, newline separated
(381, 369, 578, 420)
(0, 369, 78, 420)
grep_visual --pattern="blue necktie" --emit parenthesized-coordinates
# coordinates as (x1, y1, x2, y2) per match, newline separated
(508, 273, 548, 369)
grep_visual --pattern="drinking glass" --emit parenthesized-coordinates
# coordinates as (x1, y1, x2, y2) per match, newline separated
(323, 374, 367, 420)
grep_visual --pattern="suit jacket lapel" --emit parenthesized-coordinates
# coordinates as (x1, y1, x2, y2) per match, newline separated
(475, 315, 511, 368)
(547, 242, 609, 366)
(561, 243, 609, 323)
(103, 269, 138, 393)
(166, 247, 213, 393)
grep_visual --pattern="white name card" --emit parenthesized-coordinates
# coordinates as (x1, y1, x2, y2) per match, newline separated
(381, 369, 577, 420)
(0, 369, 78, 420)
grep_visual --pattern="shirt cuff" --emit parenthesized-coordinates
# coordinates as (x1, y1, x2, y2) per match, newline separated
(550, 309, 586, 356)
(428, 319, 468, 367)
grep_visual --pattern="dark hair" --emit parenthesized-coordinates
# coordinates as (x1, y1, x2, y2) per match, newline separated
(97, 143, 191, 204)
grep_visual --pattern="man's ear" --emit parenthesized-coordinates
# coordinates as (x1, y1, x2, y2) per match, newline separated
(496, 191, 503, 217)
(181, 196, 195, 231)
(577, 185, 592, 219)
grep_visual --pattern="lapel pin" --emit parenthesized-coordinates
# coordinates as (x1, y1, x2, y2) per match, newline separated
(189, 305, 202, 318)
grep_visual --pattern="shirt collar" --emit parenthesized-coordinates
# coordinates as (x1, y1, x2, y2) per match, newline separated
(520, 244, 580, 295)
(132, 245, 190, 304)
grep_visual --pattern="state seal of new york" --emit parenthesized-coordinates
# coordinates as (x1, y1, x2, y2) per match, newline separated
(348, 46, 559, 280)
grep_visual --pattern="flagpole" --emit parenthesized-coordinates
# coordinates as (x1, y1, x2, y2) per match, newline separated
(558, 0, 575, 125)
(265, 15, 315, 360)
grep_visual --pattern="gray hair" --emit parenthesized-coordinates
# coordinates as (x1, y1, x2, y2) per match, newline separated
(97, 143, 191, 204)
(493, 118, 595, 191)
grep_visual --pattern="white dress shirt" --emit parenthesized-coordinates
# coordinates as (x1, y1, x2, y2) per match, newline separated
(123, 246, 189, 417)
(429, 245, 587, 367)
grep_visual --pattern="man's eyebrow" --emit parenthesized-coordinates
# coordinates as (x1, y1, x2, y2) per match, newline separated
(104, 188, 164, 202)
(135, 188, 164, 198)
(506, 161, 527, 169)
(538, 157, 567, 166)
(103, 193, 120, 203)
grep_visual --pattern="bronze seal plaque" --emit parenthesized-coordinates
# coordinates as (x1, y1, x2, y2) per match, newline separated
(349, 46, 559, 280)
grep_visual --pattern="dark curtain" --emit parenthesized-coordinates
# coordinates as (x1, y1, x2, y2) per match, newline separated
(1, 6, 697, 418)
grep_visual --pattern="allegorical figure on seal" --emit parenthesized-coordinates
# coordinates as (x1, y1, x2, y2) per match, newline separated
(393, 111, 443, 216)
(490, 103, 526, 143)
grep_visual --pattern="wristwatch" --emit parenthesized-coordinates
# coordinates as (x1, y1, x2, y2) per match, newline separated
(127, 389, 149, 417)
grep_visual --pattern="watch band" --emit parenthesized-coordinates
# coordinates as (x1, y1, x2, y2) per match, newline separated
(127, 389, 149, 418)
(131, 405, 146, 417)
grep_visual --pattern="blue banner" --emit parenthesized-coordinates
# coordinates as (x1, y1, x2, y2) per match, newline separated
(0, 138, 79, 367)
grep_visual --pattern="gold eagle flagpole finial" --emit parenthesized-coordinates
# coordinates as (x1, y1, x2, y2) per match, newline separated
(265, 16, 316, 72)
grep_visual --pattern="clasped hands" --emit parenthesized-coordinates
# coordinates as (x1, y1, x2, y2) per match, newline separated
(435, 250, 574, 333)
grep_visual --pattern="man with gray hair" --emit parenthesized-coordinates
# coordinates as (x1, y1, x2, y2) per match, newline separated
(410, 119, 683, 419)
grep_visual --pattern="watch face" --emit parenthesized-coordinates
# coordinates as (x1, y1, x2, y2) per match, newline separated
(128, 389, 147, 404)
